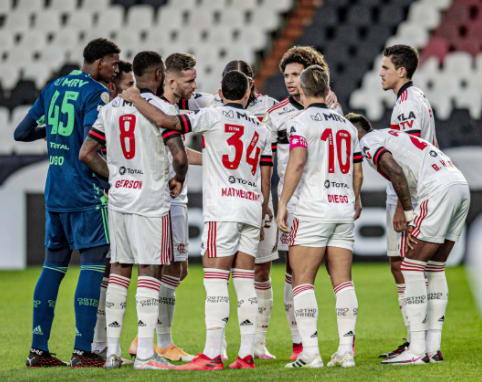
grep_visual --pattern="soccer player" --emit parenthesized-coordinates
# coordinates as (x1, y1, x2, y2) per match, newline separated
(79, 51, 188, 370)
(276, 65, 362, 368)
(128, 52, 201, 362)
(350, 113, 469, 365)
(264, 45, 342, 360)
(92, 59, 134, 357)
(14, 38, 120, 367)
(378, 44, 438, 359)
(120, 70, 273, 370)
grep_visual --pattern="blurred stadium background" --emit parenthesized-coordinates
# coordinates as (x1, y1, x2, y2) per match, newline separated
(0, 0, 481, 269)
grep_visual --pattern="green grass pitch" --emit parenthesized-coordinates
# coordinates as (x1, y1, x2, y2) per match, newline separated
(0, 263, 480, 381)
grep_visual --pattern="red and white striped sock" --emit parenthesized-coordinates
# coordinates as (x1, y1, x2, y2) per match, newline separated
(136, 276, 161, 360)
(396, 283, 411, 343)
(255, 279, 273, 345)
(232, 268, 257, 358)
(334, 281, 358, 355)
(203, 268, 230, 359)
(401, 258, 427, 355)
(293, 283, 319, 358)
(284, 273, 301, 344)
(106, 274, 130, 358)
(425, 261, 447, 353)
(157, 274, 180, 348)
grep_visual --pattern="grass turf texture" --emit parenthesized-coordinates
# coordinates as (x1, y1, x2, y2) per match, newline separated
(0, 263, 480, 382)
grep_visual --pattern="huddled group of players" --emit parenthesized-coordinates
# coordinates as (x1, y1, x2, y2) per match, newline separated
(14, 36, 469, 370)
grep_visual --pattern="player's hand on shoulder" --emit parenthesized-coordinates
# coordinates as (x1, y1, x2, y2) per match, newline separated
(120, 86, 141, 103)
(326, 89, 338, 108)
(169, 176, 184, 198)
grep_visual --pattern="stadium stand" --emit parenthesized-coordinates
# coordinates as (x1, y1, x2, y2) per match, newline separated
(0, 0, 480, 158)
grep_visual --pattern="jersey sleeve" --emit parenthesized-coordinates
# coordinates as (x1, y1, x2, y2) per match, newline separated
(288, 119, 307, 151)
(176, 108, 213, 134)
(352, 129, 363, 163)
(361, 132, 389, 170)
(262, 112, 278, 154)
(391, 99, 422, 136)
(88, 107, 106, 145)
(149, 97, 183, 143)
(28, 91, 45, 124)
(83, 87, 109, 128)
(260, 127, 273, 167)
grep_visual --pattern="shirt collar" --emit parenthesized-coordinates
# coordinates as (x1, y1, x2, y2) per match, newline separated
(139, 88, 154, 94)
(307, 103, 328, 109)
(225, 102, 245, 109)
(397, 81, 413, 99)
(289, 96, 304, 110)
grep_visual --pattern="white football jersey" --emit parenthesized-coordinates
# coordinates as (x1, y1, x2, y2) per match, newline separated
(387, 82, 437, 204)
(213, 93, 278, 121)
(177, 103, 273, 227)
(361, 129, 467, 202)
(178, 92, 215, 111)
(288, 104, 363, 222)
(90, 91, 176, 217)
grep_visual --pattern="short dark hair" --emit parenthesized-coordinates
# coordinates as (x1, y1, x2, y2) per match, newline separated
(165, 53, 196, 73)
(345, 112, 373, 132)
(384, 44, 419, 79)
(300, 65, 329, 98)
(222, 71, 249, 101)
(133, 51, 164, 77)
(279, 46, 329, 73)
(113, 60, 132, 86)
(83, 38, 120, 64)
(223, 60, 255, 104)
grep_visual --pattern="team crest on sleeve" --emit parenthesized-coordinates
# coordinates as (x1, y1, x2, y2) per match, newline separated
(100, 91, 110, 104)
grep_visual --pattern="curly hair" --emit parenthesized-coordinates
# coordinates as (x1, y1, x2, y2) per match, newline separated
(279, 46, 329, 73)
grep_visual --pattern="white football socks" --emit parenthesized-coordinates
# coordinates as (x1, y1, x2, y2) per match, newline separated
(425, 261, 448, 354)
(157, 274, 180, 348)
(92, 276, 108, 353)
(401, 258, 427, 356)
(334, 281, 358, 355)
(255, 279, 273, 346)
(136, 276, 161, 360)
(396, 283, 411, 343)
(203, 268, 230, 359)
(232, 269, 257, 359)
(293, 284, 319, 358)
(284, 273, 302, 344)
(105, 274, 130, 358)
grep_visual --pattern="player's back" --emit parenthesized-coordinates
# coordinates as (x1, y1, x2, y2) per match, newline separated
(364, 129, 466, 201)
(29, 70, 110, 211)
(290, 105, 362, 222)
(96, 92, 173, 217)
(196, 105, 271, 227)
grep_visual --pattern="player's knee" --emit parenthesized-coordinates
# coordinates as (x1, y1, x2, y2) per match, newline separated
(255, 263, 270, 282)
(45, 247, 72, 267)
(79, 245, 109, 264)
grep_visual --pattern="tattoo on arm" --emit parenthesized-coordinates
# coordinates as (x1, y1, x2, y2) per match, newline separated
(167, 135, 188, 181)
(379, 153, 412, 210)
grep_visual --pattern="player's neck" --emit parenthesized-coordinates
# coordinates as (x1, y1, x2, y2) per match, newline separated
(162, 87, 179, 105)
(303, 97, 326, 109)
(292, 94, 303, 105)
(393, 79, 411, 97)
(81, 63, 98, 80)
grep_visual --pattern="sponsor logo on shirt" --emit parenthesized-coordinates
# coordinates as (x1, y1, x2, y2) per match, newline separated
(119, 166, 144, 175)
(115, 179, 143, 189)
(228, 176, 257, 188)
(221, 187, 260, 201)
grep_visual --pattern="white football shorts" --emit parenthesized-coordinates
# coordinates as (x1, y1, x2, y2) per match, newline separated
(201, 221, 260, 258)
(256, 218, 279, 264)
(108, 208, 172, 265)
(288, 217, 354, 251)
(277, 210, 294, 252)
(170, 204, 189, 262)
(410, 183, 470, 244)
(386, 202, 417, 257)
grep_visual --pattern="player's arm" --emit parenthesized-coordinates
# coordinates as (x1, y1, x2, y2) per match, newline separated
(353, 162, 363, 220)
(121, 87, 183, 131)
(14, 114, 46, 142)
(79, 136, 109, 179)
(186, 147, 202, 165)
(166, 135, 188, 197)
(277, 146, 307, 233)
(378, 153, 414, 224)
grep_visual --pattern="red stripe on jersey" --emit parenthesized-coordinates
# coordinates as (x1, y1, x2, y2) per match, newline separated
(390, 124, 400, 130)
(267, 98, 289, 113)
(89, 129, 106, 141)
(162, 130, 181, 141)
(257, 116, 263, 122)
(201, 136, 205, 149)
(288, 218, 299, 246)
(373, 147, 389, 167)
